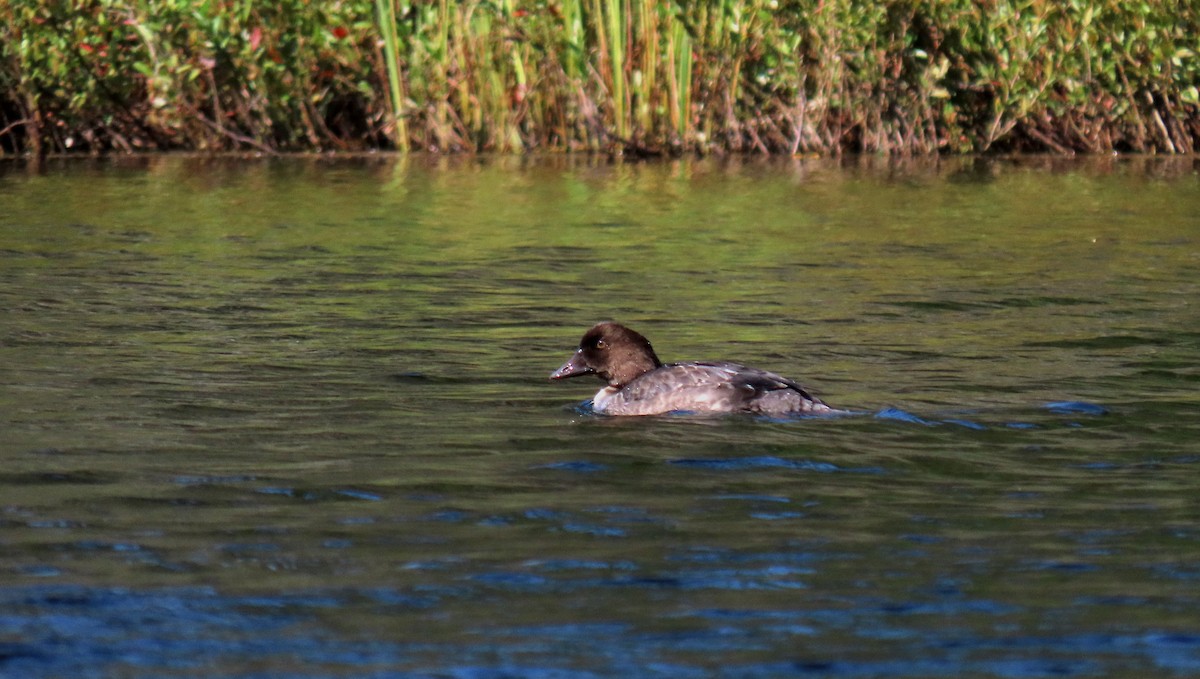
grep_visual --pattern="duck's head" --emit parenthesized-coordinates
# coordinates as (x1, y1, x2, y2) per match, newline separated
(550, 322, 663, 388)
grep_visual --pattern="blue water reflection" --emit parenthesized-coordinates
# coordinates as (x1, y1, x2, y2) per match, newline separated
(4, 583, 1199, 676)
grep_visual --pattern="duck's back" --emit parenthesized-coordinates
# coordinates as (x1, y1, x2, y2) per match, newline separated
(595, 361, 830, 416)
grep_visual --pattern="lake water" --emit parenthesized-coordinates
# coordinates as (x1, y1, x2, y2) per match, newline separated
(1, 155, 1198, 677)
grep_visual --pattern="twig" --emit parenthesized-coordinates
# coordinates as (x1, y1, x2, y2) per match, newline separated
(0, 118, 32, 138)
(194, 113, 277, 154)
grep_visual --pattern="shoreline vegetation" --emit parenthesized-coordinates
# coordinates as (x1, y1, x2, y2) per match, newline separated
(2, 1, 1197, 157)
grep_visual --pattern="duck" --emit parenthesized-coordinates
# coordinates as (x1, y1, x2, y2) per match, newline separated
(550, 322, 834, 416)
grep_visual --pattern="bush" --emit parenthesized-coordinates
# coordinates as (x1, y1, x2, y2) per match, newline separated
(1, 0, 1196, 155)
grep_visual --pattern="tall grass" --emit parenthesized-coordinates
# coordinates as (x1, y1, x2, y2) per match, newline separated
(0, 0, 1196, 155)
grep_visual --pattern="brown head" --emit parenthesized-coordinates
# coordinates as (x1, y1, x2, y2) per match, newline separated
(550, 322, 663, 388)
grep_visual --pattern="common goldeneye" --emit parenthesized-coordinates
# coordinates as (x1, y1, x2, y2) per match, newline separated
(550, 322, 834, 416)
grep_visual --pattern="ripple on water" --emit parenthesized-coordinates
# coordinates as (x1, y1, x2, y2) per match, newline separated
(668, 456, 881, 473)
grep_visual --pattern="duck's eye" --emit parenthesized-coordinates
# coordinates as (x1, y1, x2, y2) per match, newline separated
(595, 339, 607, 350)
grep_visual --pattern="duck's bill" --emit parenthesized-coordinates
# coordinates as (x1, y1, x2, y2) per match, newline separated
(550, 351, 593, 380)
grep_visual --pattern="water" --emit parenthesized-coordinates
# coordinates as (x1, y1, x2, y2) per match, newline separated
(1, 155, 1198, 677)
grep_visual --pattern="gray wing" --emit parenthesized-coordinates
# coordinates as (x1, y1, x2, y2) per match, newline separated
(610, 361, 828, 415)
(694, 361, 829, 413)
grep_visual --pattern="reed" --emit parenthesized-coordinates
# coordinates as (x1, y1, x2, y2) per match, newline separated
(374, 0, 409, 151)
(560, 0, 585, 82)
(1, 0, 1196, 156)
(595, 0, 628, 144)
(666, 12, 692, 145)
